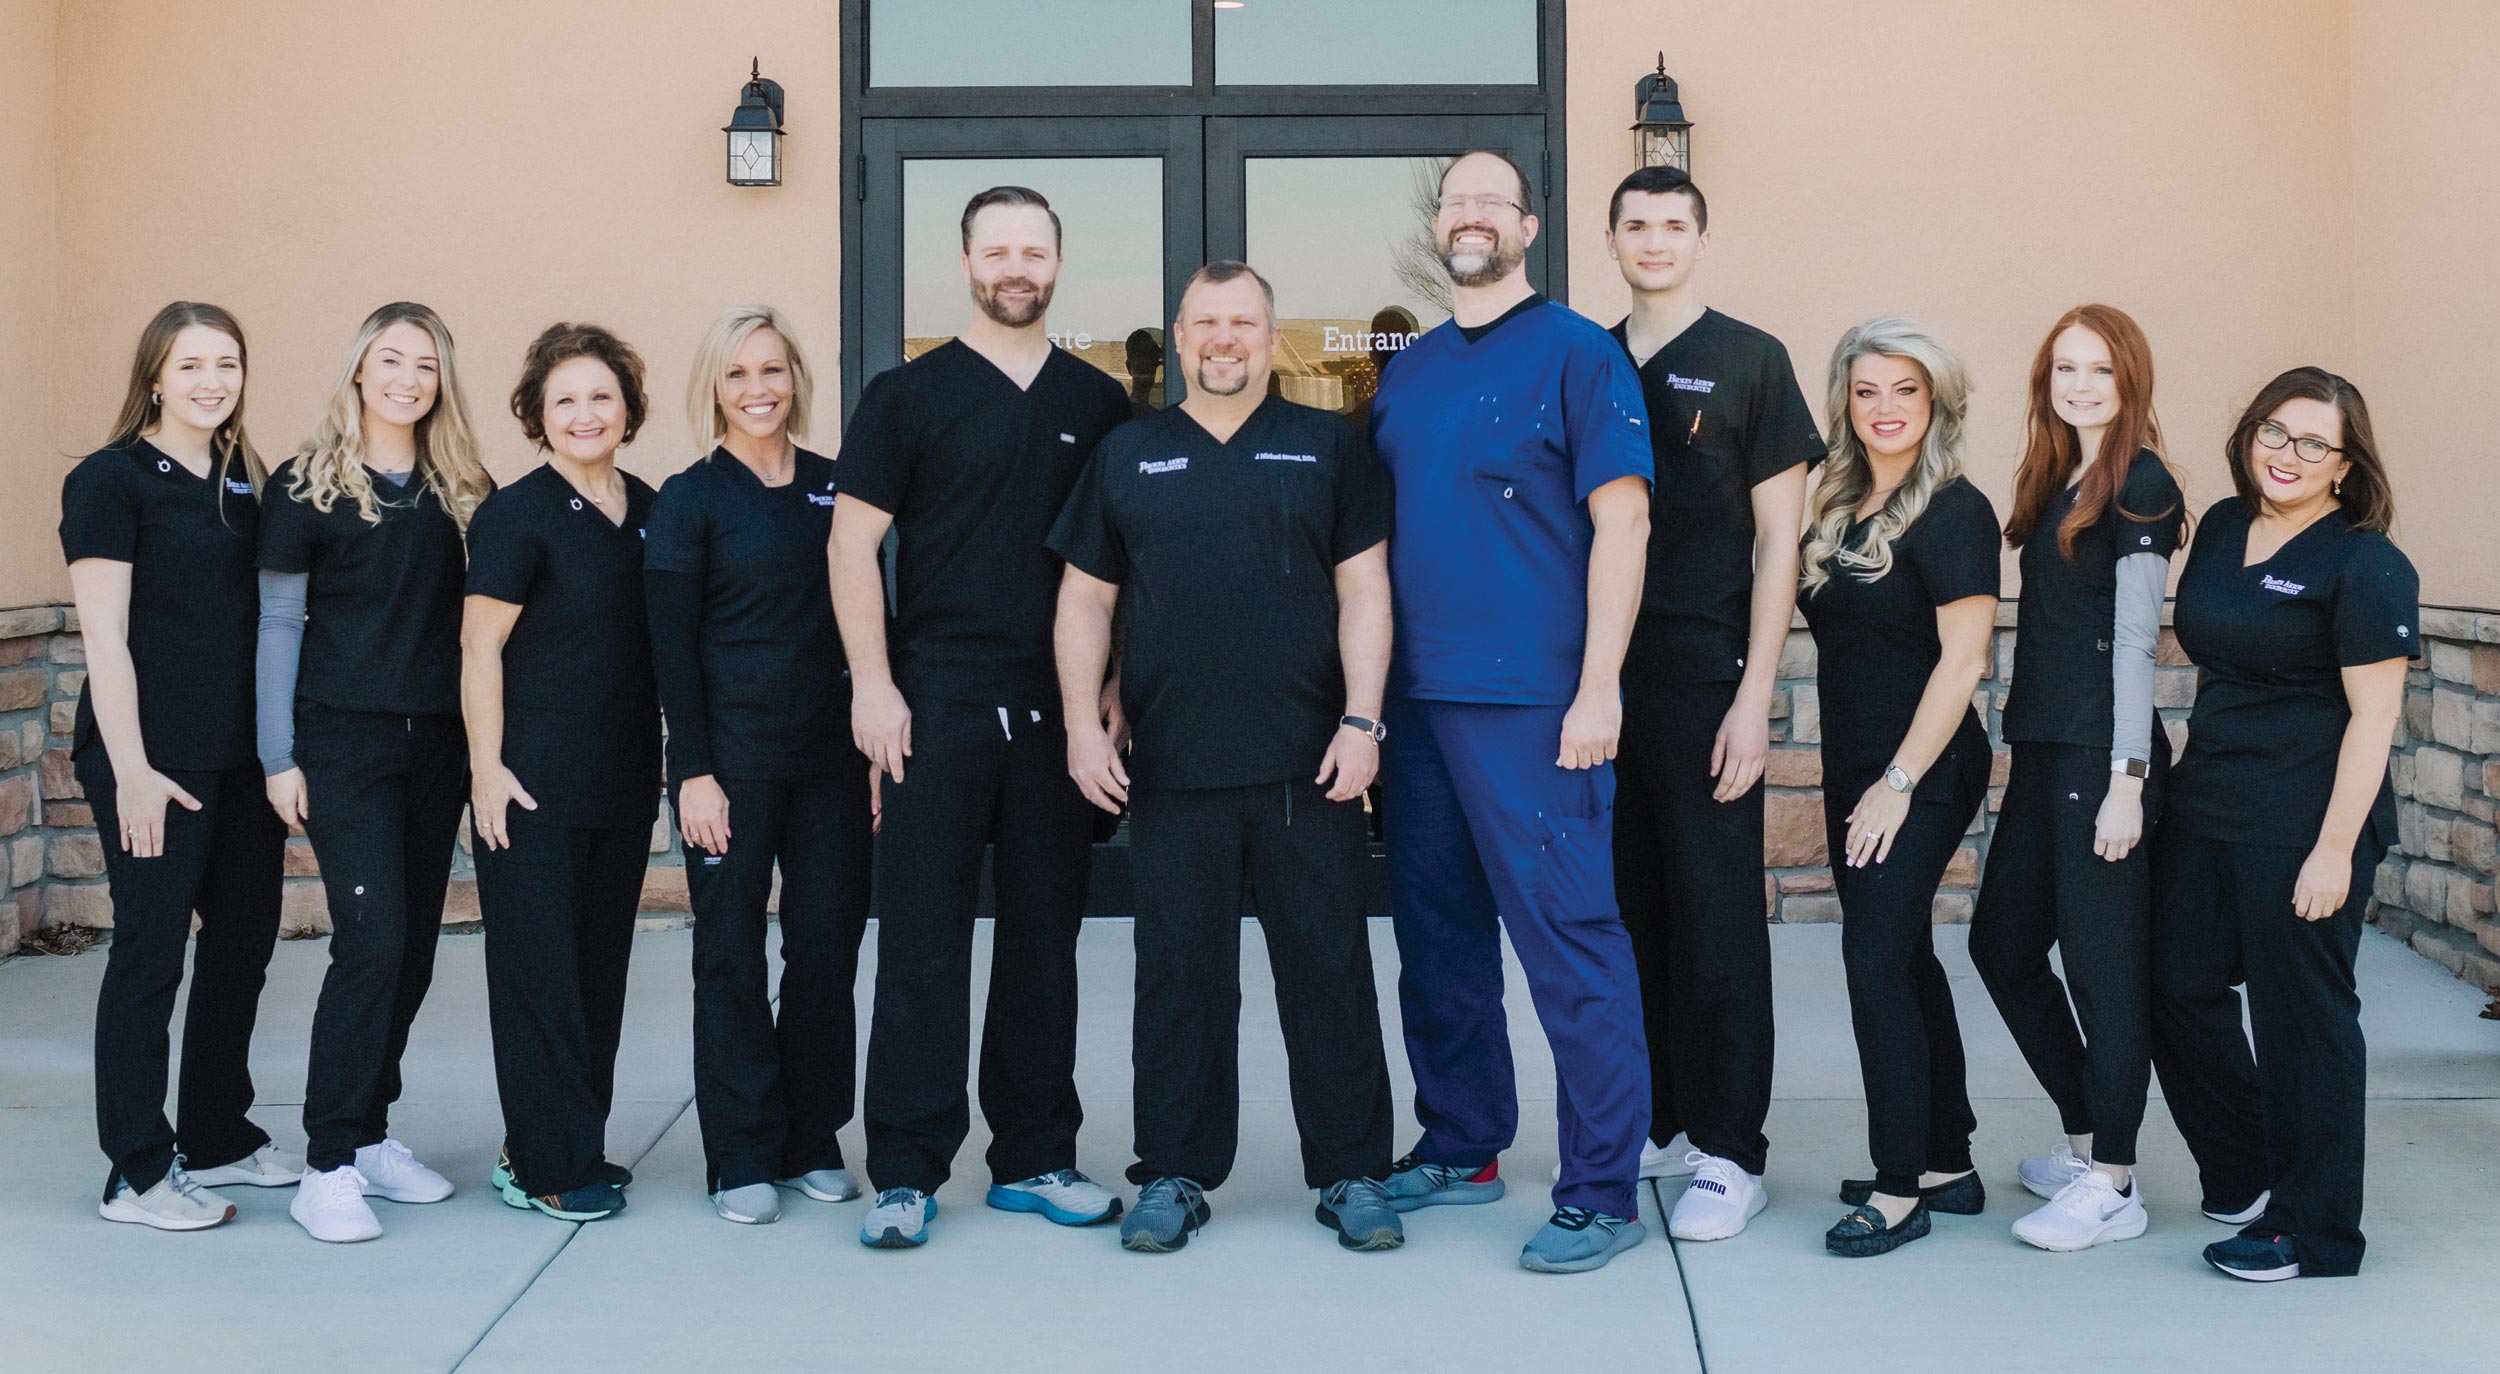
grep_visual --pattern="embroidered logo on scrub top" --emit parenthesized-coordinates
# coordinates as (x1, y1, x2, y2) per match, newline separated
(1252, 452, 1319, 464)
(1060, 433, 1077, 443)
(1139, 457, 1189, 475)
(2397, 624, 2411, 638)
(1664, 373, 1717, 394)
(2138, 534, 2155, 546)
(2260, 575, 2306, 596)
(807, 478, 836, 506)
(225, 479, 254, 495)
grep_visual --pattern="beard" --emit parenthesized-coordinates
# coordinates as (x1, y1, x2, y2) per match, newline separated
(1439, 225, 1526, 288)
(973, 274, 1055, 327)
(1192, 355, 1253, 396)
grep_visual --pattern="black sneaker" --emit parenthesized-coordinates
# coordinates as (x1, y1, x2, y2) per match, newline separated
(1824, 1202, 1931, 1258)
(2205, 1229, 2301, 1281)
(594, 1159, 634, 1190)
(1838, 1171, 1984, 1215)
(1315, 1177, 1404, 1251)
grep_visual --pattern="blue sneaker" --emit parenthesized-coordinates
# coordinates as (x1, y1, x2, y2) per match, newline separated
(1315, 1177, 1404, 1251)
(2205, 1229, 2301, 1281)
(501, 1178, 625, 1222)
(1120, 1177, 1210, 1253)
(495, 1145, 631, 1196)
(1381, 1152, 1505, 1212)
(1520, 1207, 1647, 1273)
(987, 1168, 1123, 1226)
(860, 1187, 938, 1249)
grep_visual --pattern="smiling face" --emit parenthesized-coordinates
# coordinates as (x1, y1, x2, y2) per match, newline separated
(151, 323, 244, 439)
(356, 320, 441, 430)
(963, 203, 1061, 328)
(1174, 273, 1277, 400)
(1435, 152, 1537, 288)
(1849, 353, 1932, 462)
(717, 326, 795, 445)
(1605, 188, 1707, 293)
(541, 354, 626, 464)
(2048, 323, 2119, 440)
(2247, 396, 2348, 512)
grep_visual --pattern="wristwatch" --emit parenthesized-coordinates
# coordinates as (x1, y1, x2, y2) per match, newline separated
(2111, 757, 2151, 779)
(1882, 763, 1915, 794)
(1341, 715, 1388, 743)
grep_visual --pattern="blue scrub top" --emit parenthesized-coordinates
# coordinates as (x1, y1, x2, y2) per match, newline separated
(1371, 299, 1653, 706)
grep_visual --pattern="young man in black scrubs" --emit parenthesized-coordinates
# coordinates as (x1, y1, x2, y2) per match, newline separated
(1049, 261, 1401, 1255)
(1602, 165, 1821, 1242)
(831, 186, 1135, 1249)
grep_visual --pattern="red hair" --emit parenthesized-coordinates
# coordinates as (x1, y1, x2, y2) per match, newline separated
(2005, 304, 2179, 557)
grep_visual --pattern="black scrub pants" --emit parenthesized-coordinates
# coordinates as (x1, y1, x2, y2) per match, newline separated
(1827, 780, 1981, 1199)
(864, 697, 1093, 1196)
(76, 750, 286, 1200)
(476, 810, 653, 1197)
(294, 705, 468, 1173)
(1125, 780, 1393, 1192)
(2149, 822, 2382, 1277)
(1970, 742, 2159, 1167)
(1615, 675, 1774, 1175)
(682, 762, 875, 1193)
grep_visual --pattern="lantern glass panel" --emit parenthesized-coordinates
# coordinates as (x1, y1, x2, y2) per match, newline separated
(729, 129, 776, 184)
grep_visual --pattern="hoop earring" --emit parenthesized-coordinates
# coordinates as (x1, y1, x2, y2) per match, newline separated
(151, 392, 162, 406)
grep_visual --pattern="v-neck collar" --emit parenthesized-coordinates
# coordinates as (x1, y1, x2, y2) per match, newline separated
(546, 464, 631, 530)
(131, 436, 211, 483)
(2238, 500, 2345, 571)
(713, 445, 797, 490)
(1173, 394, 1275, 450)
(951, 336, 1060, 395)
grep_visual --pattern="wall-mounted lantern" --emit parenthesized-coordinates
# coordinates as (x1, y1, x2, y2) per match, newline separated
(725, 58, 786, 187)
(1632, 53, 1692, 173)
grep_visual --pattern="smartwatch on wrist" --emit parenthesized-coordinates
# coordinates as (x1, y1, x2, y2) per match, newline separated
(1341, 715, 1388, 743)
(2111, 756, 2150, 779)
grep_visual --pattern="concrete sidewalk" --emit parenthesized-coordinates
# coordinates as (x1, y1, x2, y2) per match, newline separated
(0, 919, 2491, 1373)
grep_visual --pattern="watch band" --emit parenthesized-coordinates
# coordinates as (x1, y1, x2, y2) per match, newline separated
(2111, 757, 2150, 779)
(1341, 715, 1388, 743)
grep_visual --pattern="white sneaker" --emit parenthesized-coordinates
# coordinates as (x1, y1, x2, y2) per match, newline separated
(292, 1164, 383, 1243)
(2018, 1142, 2092, 1200)
(99, 1161, 234, 1231)
(188, 1143, 307, 1188)
(2203, 1189, 2271, 1225)
(354, 1138, 454, 1204)
(1667, 1153, 1766, 1241)
(2013, 1170, 2148, 1251)
(1554, 1131, 1696, 1183)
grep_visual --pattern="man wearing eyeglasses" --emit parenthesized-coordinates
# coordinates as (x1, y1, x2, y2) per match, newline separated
(1366, 148, 1656, 1273)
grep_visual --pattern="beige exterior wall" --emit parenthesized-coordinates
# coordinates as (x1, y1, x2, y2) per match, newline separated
(0, 0, 60, 608)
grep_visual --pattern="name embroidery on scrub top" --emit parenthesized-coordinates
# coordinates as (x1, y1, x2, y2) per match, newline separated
(2260, 575, 2306, 596)
(807, 478, 836, 507)
(1139, 457, 1188, 476)
(1252, 452, 1319, 464)
(225, 478, 254, 495)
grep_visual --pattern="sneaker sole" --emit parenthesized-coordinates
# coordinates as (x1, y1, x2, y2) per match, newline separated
(2202, 1196, 2270, 1226)
(1314, 1203, 1404, 1252)
(859, 1198, 940, 1249)
(2015, 1209, 2149, 1252)
(777, 1177, 862, 1204)
(1668, 1187, 1767, 1242)
(1385, 1179, 1504, 1213)
(1121, 1206, 1209, 1254)
(99, 1198, 233, 1231)
(497, 1180, 622, 1222)
(714, 1201, 780, 1225)
(187, 1167, 302, 1189)
(1520, 1220, 1647, 1273)
(985, 1185, 1123, 1226)
(2209, 1256, 2299, 1281)
(290, 1207, 381, 1243)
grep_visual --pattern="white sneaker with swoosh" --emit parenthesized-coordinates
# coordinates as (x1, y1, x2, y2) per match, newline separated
(2013, 1170, 2148, 1252)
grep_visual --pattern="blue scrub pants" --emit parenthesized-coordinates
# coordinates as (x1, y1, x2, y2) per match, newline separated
(1382, 696, 1650, 1219)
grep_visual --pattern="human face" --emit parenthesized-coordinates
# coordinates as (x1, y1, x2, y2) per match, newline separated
(1435, 153, 1537, 288)
(717, 327, 795, 443)
(2247, 396, 2348, 512)
(356, 320, 441, 430)
(963, 204, 1061, 327)
(542, 355, 626, 464)
(1174, 275, 1277, 400)
(151, 324, 244, 439)
(2048, 324, 2118, 440)
(1605, 189, 1707, 293)
(1849, 353, 1932, 463)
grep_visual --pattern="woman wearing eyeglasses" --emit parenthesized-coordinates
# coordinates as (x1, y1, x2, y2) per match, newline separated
(2149, 367, 2416, 1283)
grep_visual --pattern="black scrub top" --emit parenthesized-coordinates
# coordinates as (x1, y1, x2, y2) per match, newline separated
(464, 464, 663, 829)
(641, 448, 848, 781)
(1046, 397, 1393, 791)
(57, 441, 260, 772)
(2002, 448, 2186, 749)
(256, 458, 472, 718)
(1798, 476, 2002, 806)
(1611, 310, 1825, 684)
(2168, 497, 2419, 848)
(835, 340, 1132, 711)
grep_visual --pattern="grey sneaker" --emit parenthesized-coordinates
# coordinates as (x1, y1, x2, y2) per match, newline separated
(1519, 1207, 1648, 1273)
(775, 1168, 862, 1203)
(187, 1143, 306, 1188)
(986, 1168, 1122, 1226)
(860, 1187, 937, 1249)
(1120, 1176, 1210, 1253)
(712, 1181, 781, 1224)
(99, 1161, 234, 1231)
(1381, 1151, 1505, 1212)
(1315, 1177, 1404, 1251)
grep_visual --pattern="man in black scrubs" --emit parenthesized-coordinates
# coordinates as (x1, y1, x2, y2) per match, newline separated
(1602, 165, 1822, 1242)
(832, 186, 1135, 1249)
(1049, 260, 1401, 1254)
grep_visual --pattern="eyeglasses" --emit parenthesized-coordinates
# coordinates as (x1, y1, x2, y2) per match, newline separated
(2253, 420, 2343, 464)
(1436, 193, 1525, 217)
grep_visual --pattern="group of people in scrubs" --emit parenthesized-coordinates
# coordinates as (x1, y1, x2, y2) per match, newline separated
(59, 154, 2415, 1283)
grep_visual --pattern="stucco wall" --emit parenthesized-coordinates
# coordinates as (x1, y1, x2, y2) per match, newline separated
(0, 0, 60, 609)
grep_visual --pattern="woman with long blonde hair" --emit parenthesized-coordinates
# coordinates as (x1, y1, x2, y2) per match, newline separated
(255, 301, 492, 1243)
(1796, 318, 2001, 1258)
(64, 302, 297, 1231)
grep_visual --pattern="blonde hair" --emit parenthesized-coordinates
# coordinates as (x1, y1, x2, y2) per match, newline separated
(1800, 317, 1973, 596)
(288, 302, 493, 530)
(104, 301, 267, 497)
(685, 305, 815, 453)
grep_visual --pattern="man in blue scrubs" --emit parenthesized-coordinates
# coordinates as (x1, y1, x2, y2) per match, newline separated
(1369, 149, 1656, 1273)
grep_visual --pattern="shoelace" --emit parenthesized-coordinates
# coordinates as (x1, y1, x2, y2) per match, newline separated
(165, 1154, 208, 1202)
(1140, 1177, 1202, 1210)
(368, 1138, 417, 1177)
(874, 1187, 923, 1212)
(1326, 1177, 1389, 1210)
(1688, 1153, 1740, 1198)
(2052, 1172, 2121, 1218)
(318, 1166, 369, 1208)
(1550, 1206, 1610, 1234)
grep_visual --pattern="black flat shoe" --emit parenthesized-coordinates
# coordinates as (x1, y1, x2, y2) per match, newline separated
(1838, 1171, 1984, 1215)
(1825, 1202, 1931, 1257)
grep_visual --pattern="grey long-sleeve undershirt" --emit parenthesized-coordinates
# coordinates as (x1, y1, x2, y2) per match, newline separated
(2112, 550, 2167, 765)
(255, 570, 308, 775)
